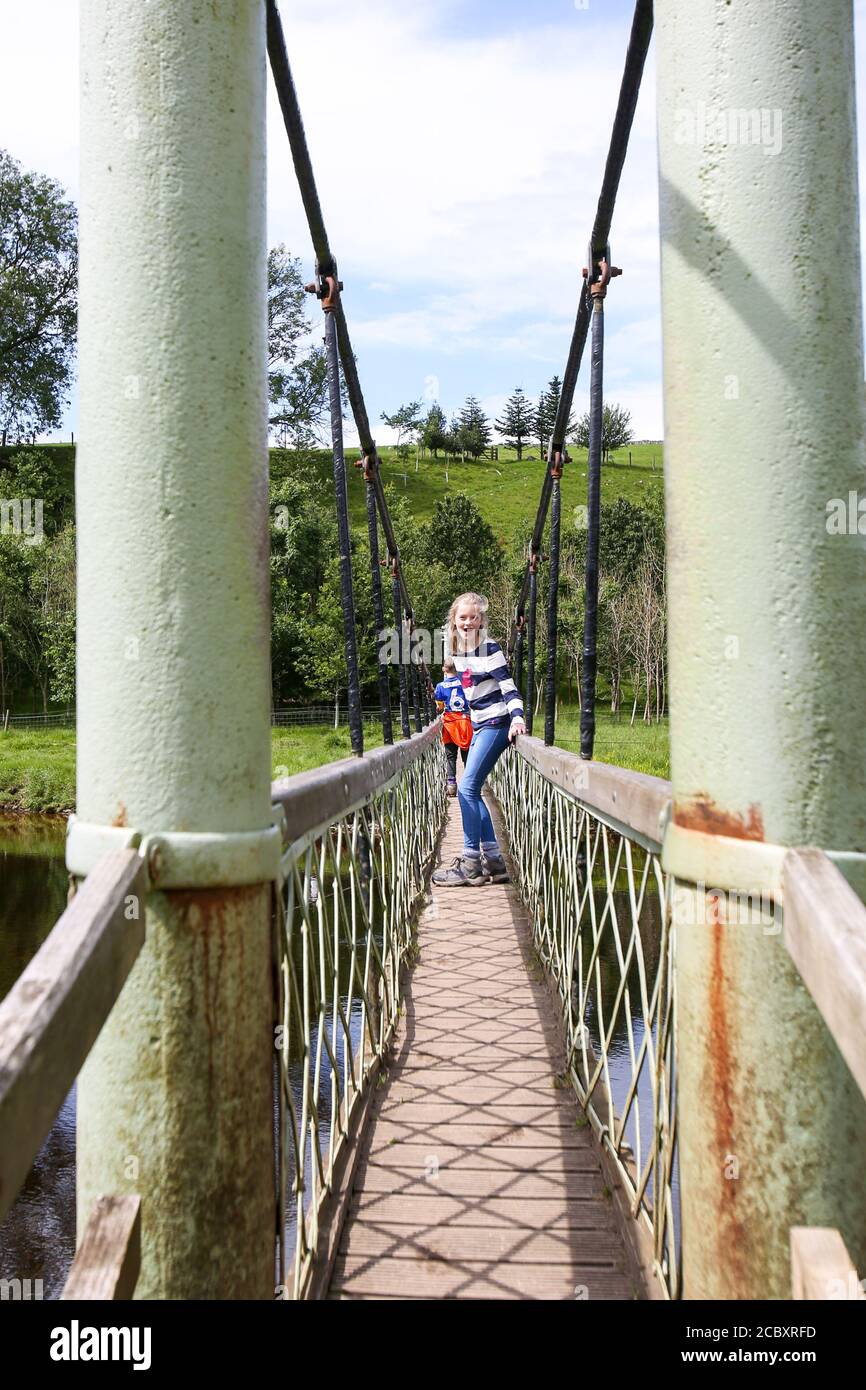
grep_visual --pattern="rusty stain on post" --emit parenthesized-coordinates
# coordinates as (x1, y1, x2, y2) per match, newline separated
(674, 797, 765, 842)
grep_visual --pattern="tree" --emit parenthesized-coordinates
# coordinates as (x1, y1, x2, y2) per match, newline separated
(422, 494, 502, 597)
(0, 149, 77, 445)
(0, 448, 75, 711)
(457, 396, 490, 460)
(0, 446, 73, 536)
(534, 375, 574, 461)
(269, 464, 339, 705)
(624, 556, 666, 724)
(381, 400, 423, 450)
(298, 544, 379, 707)
(40, 523, 76, 705)
(267, 245, 343, 449)
(420, 402, 447, 457)
(443, 414, 462, 460)
(495, 386, 532, 460)
(572, 402, 634, 462)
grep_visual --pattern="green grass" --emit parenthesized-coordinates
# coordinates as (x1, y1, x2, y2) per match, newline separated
(0, 709, 668, 815)
(0, 729, 77, 815)
(271, 442, 664, 546)
(553, 708, 670, 780)
(270, 721, 385, 778)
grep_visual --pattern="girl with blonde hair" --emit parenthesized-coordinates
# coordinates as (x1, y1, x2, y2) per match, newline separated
(432, 591, 526, 887)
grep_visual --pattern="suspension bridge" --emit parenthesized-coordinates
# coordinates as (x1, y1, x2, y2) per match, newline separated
(1, 0, 866, 1303)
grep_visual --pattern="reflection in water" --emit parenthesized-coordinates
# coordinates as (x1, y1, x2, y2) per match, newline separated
(0, 817, 75, 1299)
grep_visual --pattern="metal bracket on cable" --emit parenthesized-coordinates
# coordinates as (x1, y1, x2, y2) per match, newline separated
(305, 260, 343, 313)
(582, 242, 622, 300)
(550, 450, 569, 481)
(354, 449, 380, 483)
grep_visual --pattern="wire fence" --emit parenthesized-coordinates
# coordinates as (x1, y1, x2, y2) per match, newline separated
(2, 706, 406, 733)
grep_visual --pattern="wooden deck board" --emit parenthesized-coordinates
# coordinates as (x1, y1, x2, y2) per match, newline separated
(328, 797, 640, 1302)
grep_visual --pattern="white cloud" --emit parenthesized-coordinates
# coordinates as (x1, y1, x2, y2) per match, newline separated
(5, 0, 866, 445)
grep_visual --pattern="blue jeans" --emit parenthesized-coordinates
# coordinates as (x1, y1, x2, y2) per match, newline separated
(457, 724, 511, 852)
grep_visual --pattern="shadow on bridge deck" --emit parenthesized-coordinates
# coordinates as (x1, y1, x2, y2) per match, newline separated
(328, 798, 643, 1300)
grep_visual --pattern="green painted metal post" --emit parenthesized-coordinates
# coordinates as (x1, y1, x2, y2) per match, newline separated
(76, 0, 274, 1298)
(657, 0, 866, 1298)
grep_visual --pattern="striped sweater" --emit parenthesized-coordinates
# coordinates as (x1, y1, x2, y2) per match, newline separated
(452, 638, 525, 730)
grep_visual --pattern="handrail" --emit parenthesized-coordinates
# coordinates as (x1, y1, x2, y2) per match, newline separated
(271, 718, 441, 847)
(490, 733, 679, 1296)
(0, 849, 146, 1225)
(514, 738, 866, 1115)
(510, 735, 671, 850)
(274, 723, 447, 1297)
(783, 848, 866, 1105)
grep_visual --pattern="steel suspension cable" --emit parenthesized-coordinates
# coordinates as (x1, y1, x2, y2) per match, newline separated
(324, 307, 364, 755)
(508, 0, 653, 749)
(363, 468, 393, 744)
(580, 284, 605, 758)
(410, 661, 423, 734)
(525, 560, 539, 736)
(266, 0, 436, 726)
(514, 623, 525, 704)
(392, 569, 411, 740)
(543, 459, 562, 745)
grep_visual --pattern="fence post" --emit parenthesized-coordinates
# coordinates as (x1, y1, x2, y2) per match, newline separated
(76, 0, 274, 1298)
(656, 0, 866, 1297)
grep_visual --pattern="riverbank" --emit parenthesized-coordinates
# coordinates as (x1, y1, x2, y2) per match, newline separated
(0, 711, 670, 814)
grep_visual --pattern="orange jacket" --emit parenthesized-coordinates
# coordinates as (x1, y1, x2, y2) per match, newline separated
(442, 708, 473, 749)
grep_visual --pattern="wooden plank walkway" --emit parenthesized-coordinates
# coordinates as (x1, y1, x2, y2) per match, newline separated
(328, 795, 641, 1300)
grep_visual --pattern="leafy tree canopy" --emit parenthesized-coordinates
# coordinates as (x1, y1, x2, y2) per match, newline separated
(0, 149, 77, 444)
(268, 246, 346, 449)
(572, 402, 634, 462)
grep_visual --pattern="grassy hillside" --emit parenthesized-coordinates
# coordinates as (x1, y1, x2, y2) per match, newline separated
(4, 441, 664, 550)
(272, 441, 664, 545)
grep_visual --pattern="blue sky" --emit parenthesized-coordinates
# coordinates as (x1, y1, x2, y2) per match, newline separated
(2, 0, 866, 445)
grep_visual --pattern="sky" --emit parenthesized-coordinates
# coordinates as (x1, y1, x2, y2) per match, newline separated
(2, 0, 866, 446)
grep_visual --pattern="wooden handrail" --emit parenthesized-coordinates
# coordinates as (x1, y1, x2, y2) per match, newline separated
(61, 1195, 141, 1300)
(509, 735, 672, 849)
(783, 848, 866, 1105)
(271, 718, 442, 847)
(0, 849, 146, 1224)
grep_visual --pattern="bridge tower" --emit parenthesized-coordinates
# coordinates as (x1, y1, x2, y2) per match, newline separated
(74, 0, 275, 1297)
(657, 0, 866, 1297)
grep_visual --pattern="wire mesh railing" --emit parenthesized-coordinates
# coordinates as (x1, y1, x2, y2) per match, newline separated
(272, 722, 447, 1299)
(490, 737, 679, 1298)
